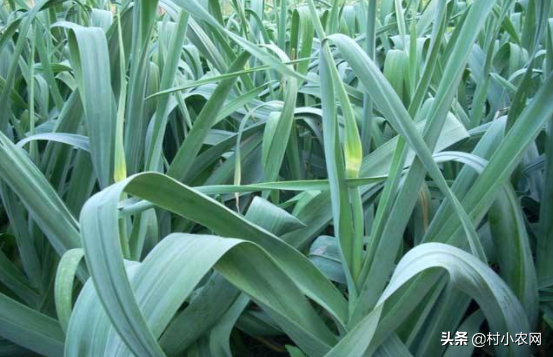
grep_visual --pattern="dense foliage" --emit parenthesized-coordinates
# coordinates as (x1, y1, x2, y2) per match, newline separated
(0, 0, 552, 356)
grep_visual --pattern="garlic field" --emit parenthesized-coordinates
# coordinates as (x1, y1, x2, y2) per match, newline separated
(0, 0, 552, 356)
